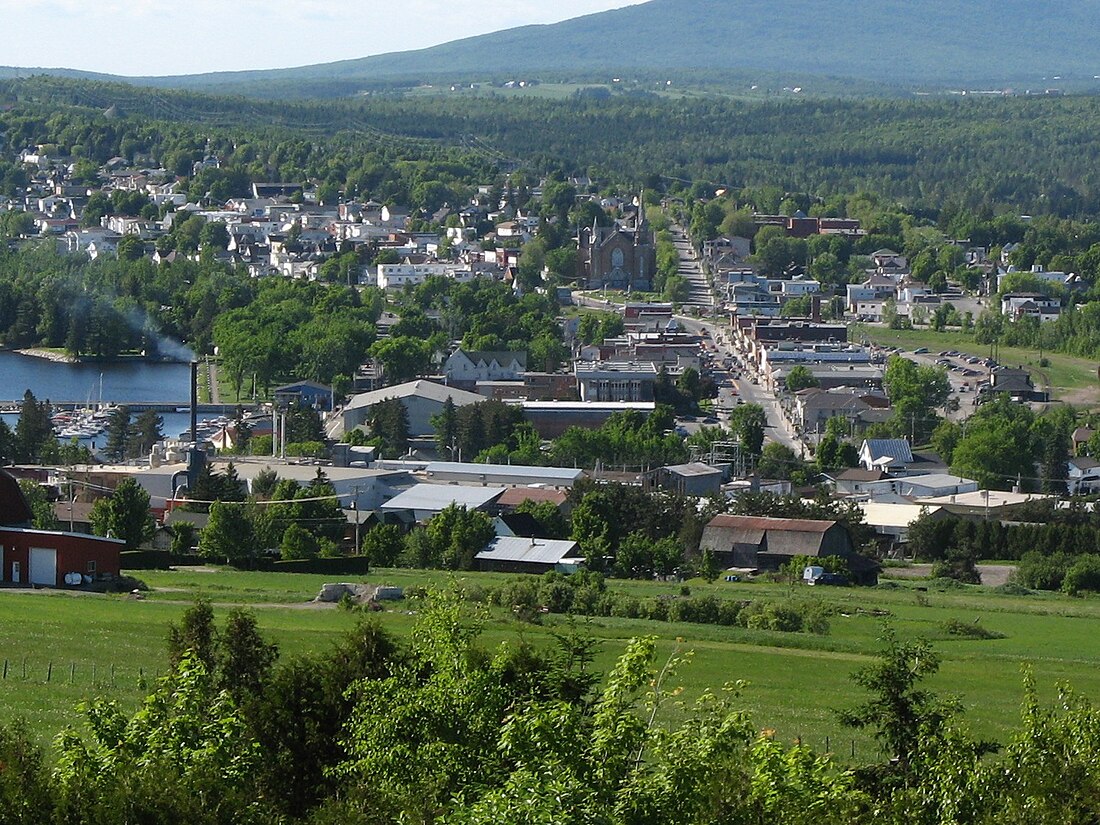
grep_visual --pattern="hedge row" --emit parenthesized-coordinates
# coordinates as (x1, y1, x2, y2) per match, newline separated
(456, 572, 831, 635)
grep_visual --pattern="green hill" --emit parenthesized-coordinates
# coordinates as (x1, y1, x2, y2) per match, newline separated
(130, 0, 1100, 92)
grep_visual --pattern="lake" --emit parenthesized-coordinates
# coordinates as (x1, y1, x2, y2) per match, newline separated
(0, 351, 192, 405)
(0, 351, 199, 445)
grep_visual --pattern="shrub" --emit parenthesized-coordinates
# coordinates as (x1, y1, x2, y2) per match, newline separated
(942, 618, 1006, 640)
(1062, 554, 1100, 597)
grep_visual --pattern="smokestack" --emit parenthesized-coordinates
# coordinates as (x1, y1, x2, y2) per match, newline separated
(187, 361, 205, 489)
(811, 295, 822, 323)
(190, 361, 198, 444)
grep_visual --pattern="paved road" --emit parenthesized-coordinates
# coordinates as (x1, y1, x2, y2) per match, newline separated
(675, 314, 804, 455)
(207, 358, 221, 404)
(669, 225, 714, 309)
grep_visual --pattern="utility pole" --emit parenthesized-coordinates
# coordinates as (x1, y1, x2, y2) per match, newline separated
(352, 484, 361, 553)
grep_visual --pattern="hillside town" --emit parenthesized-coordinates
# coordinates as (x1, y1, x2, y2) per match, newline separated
(0, 142, 1087, 590)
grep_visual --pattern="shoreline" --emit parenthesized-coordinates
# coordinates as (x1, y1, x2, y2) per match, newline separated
(12, 348, 76, 364)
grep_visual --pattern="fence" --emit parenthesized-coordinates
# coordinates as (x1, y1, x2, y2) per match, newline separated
(0, 657, 161, 689)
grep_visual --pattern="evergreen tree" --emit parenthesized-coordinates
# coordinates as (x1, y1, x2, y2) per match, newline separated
(103, 406, 131, 463)
(128, 409, 163, 458)
(14, 390, 53, 463)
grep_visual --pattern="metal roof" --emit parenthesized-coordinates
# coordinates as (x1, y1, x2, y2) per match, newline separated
(706, 514, 836, 533)
(345, 380, 483, 411)
(380, 483, 505, 513)
(476, 536, 580, 566)
(861, 439, 914, 466)
(664, 463, 723, 477)
(424, 462, 584, 483)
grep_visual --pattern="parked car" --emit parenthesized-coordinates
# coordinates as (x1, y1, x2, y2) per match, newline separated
(913, 347, 928, 354)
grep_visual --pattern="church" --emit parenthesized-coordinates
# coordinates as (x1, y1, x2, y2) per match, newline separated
(576, 200, 657, 292)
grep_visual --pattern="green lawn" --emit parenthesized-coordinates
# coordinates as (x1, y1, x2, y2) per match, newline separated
(4, 567, 1100, 757)
(851, 324, 1100, 404)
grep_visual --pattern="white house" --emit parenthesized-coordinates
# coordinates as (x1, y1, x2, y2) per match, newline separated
(1067, 457, 1100, 495)
(859, 439, 913, 472)
(444, 349, 527, 384)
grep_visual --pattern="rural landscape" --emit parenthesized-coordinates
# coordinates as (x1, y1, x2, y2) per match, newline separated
(5, 0, 1100, 821)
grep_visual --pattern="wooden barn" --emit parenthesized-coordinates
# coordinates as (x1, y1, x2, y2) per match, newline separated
(699, 514, 878, 585)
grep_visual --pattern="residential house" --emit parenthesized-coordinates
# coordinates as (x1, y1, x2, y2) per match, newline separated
(980, 368, 1049, 403)
(273, 381, 333, 411)
(859, 439, 913, 472)
(1001, 292, 1062, 322)
(1067, 457, 1100, 495)
(443, 349, 527, 387)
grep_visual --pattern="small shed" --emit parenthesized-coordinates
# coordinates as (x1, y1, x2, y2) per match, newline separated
(658, 463, 724, 496)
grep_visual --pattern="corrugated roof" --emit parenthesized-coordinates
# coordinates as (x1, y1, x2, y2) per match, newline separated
(425, 462, 583, 483)
(861, 439, 913, 466)
(476, 536, 579, 566)
(706, 514, 836, 533)
(380, 483, 505, 512)
(664, 463, 723, 477)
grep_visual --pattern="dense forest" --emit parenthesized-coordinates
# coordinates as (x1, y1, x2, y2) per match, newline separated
(11, 77, 1100, 218)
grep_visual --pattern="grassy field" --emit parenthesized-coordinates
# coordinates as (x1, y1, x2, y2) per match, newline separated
(5, 566, 1100, 757)
(851, 324, 1100, 405)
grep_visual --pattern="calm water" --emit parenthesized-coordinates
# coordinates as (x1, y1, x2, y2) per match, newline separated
(0, 351, 197, 444)
(0, 351, 192, 405)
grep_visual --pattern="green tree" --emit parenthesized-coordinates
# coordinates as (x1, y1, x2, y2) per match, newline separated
(839, 627, 954, 769)
(103, 406, 131, 463)
(198, 501, 256, 563)
(14, 391, 54, 464)
(361, 523, 405, 566)
(368, 397, 410, 459)
(89, 477, 154, 550)
(785, 365, 819, 393)
(280, 523, 319, 560)
(17, 479, 57, 530)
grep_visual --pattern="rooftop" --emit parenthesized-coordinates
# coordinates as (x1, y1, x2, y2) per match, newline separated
(475, 536, 580, 566)
(344, 380, 484, 411)
(380, 483, 506, 513)
(706, 514, 836, 534)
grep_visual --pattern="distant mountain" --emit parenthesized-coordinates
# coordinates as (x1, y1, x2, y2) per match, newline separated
(9, 1, 1100, 92)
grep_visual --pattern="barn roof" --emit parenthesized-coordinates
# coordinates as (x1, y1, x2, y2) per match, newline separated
(705, 514, 836, 534)
(476, 536, 580, 566)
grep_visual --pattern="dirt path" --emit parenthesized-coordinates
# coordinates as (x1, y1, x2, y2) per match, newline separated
(884, 563, 1015, 587)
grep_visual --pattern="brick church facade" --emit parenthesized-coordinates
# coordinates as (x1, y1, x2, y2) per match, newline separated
(577, 202, 657, 292)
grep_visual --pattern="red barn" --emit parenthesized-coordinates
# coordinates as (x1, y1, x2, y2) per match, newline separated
(0, 527, 123, 587)
(0, 471, 123, 588)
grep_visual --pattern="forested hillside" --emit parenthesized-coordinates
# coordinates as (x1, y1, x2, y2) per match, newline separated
(11, 0, 1100, 91)
(9, 77, 1100, 218)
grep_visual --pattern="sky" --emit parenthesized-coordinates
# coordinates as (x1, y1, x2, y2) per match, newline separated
(1, 0, 645, 77)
